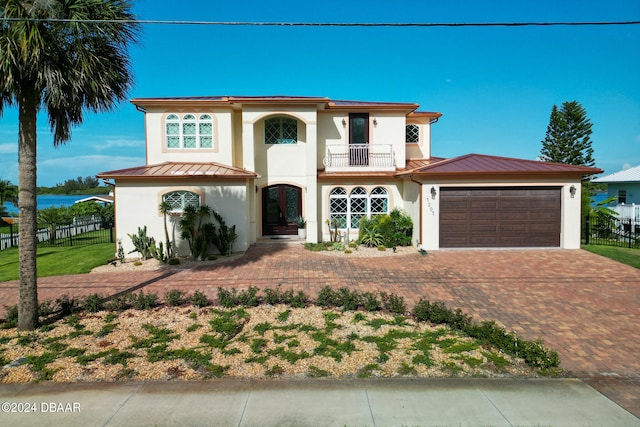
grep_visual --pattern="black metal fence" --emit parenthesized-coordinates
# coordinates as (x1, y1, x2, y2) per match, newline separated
(0, 218, 114, 250)
(584, 214, 639, 249)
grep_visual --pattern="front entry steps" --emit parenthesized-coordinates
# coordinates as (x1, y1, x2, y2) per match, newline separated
(256, 235, 306, 245)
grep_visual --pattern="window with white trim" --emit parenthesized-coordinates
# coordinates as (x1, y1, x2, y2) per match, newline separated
(166, 113, 213, 149)
(328, 186, 390, 229)
(406, 124, 420, 143)
(618, 189, 627, 204)
(162, 191, 200, 212)
(265, 117, 297, 144)
(370, 187, 389, 215)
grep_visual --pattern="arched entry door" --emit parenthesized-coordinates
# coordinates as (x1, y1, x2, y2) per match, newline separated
(262, 184, 302, 235)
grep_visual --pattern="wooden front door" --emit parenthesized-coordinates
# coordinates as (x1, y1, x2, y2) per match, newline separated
(262, 184, 302, 235)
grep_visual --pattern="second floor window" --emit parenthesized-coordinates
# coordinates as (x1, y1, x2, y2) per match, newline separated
(166, 114, 213, 149)
(406, 124, 420, 143)
(265, 117, 297, 144)
(618, 189, 627, 204)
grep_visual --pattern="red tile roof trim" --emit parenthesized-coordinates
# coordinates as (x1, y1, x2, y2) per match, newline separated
(411, 153, 603, 177)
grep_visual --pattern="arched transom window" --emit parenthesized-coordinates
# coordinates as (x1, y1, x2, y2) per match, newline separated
(166, 113, 213, 149)
(162, 190, 200, 212)
(329, 186, 389, 229)
(265, 117, 298, 144)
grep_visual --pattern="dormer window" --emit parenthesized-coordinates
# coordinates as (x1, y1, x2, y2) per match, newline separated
(406, 124, 420, 144)
(265, 117, 297, 144)
(166, 113, 213, 149)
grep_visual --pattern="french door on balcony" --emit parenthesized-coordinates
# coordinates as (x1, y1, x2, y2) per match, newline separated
(349, 113, 369, 166)
(262, 184, 302, 235)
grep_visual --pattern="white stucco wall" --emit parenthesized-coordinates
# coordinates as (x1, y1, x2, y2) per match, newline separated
(114, 180, 250, 258)
(144, 107, 235, 166)
(419, 180, 584, 250)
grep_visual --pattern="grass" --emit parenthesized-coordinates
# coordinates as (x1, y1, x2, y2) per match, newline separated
(0, 243, 114, 282)
(582, 244, 640, 269)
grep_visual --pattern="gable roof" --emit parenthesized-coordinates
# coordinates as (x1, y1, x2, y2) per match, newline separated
(410, 153, 603, 177)
(592, 165, 640, 183)
(97, 162, 258, 180)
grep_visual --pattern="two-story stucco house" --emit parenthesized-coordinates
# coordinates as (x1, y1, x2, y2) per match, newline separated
(98, 95, 601, 256)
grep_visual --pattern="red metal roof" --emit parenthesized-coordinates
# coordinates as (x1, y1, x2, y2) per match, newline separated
(130, 96, 436, 114)
(97, 162, 257, 179)
(411, 154, 603, 177)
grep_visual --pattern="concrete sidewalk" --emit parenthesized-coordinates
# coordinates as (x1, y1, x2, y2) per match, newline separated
(1, 379, 638, 427)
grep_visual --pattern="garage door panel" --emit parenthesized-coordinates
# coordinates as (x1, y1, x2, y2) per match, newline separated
(440, 187, 561, 248)
(471, 212, 497, 221)
(470, 200, 498, 210)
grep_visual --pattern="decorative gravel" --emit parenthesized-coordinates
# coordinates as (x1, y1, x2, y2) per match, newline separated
(0, 305, 537, 383)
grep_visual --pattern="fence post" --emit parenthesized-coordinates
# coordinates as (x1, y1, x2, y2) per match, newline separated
(628, 218, 632, 249)
(584, 214, 590, 245)
(109, 225, 114, 243)
(10, 223, 15, 247)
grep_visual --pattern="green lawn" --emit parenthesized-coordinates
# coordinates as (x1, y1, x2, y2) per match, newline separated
(582, 244, 640, 269)
(0, 243, 115, 282)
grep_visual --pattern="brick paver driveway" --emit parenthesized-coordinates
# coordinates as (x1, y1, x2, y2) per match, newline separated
(1, 245, 639, 417)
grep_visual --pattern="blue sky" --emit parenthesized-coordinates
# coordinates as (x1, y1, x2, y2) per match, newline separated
(0, 0, 639, 186)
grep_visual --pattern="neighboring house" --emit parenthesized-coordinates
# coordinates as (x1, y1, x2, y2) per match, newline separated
(74, 194, 115, 206)
(593, 165, 640, 221)
(98, 96, 601, 256)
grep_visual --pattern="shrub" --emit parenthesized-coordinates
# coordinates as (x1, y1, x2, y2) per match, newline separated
(289, 291, 309, 308)
(38, 300, 56, 318)
(168, 258, 180, 265)
(106, 293, 135, 311)
(56, 294, 79, 315)
(359, 209, 413, 247)
(2, 305, 18, 328)
(133, 291, 159, 310)
(189, 290, 210, 308)
(83, 294, 105, 313)
(337, 288, 362, 311)
(362, 292, 382, 312)
(316, 286, 338, 308)
(164, 290, 185, 307)
(216, 287, 260, 308)
(380, 292, 406, 315)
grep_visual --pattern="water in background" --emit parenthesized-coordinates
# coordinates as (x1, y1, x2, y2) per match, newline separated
(2, 194, 94, 216)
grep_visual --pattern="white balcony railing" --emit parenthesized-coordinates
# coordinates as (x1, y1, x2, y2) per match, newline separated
(323, 144, 395, 172)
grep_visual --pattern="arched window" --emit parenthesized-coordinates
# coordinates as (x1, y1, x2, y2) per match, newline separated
(406, 124, 420, 143)
(329, 187, 347, 228)
(165, 113, 214, 149)
(370, 187, 389, 216)
(162, 191, 200, 212)
(328, 186, 390, 230)
(349, 187, 368, 229)
(265, 117, 297, 144)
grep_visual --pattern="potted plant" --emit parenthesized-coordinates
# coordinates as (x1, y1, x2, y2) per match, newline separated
(296, 216, 307, 239)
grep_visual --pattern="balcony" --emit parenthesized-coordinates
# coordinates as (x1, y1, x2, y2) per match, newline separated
(323, 144, 395, 172)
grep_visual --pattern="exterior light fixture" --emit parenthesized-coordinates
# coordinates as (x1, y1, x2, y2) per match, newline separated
(430, 186, 437, 199)
(342, 118, 346, 127)
(373, 118, 378, 126)
(569, 185, 577, 198)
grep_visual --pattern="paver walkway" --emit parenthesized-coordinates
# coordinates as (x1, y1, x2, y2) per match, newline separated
(1, 245, 639, 417)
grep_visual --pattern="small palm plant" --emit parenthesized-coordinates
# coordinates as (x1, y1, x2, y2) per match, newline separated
(360, 225, 384, 248)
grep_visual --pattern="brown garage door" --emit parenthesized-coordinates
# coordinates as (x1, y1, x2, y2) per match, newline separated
(440, 187, 561, 248)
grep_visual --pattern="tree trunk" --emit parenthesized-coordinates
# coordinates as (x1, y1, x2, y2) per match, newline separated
(17, 89, 39, 331)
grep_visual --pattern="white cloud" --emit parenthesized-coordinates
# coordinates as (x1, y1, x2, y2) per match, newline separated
(94, 138, 145, 151)
(622, 163, 632, 170)
(0, 143, 17, 154)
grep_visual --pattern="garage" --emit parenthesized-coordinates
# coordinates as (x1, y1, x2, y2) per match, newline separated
(439, 187, 561, 248)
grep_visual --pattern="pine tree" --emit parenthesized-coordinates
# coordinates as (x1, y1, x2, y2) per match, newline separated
(540, 101, 595, 168)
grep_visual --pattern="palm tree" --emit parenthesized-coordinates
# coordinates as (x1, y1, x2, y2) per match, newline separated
(0, 0, 139, 330)
(158, 201, 174, 260)
(0, 179, 18, 216)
